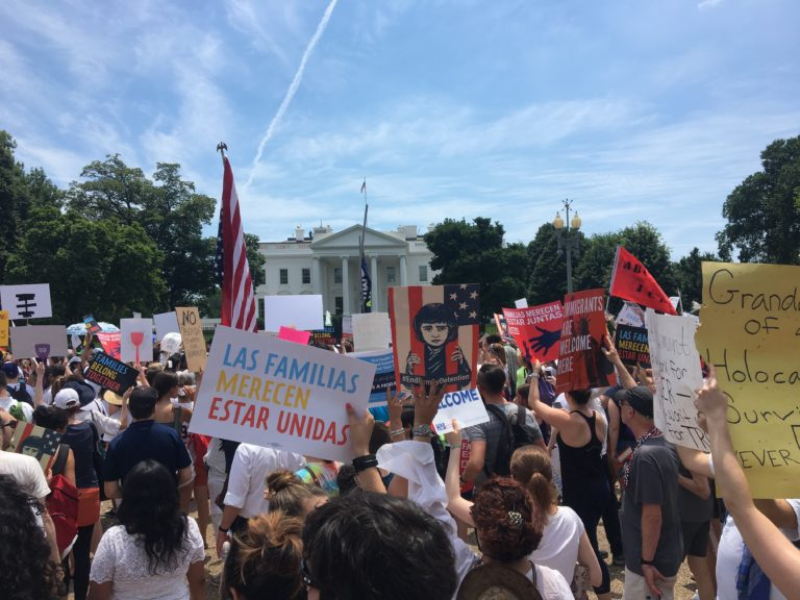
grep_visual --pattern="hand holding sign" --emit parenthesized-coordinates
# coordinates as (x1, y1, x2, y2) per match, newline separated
(346, 403, 375, 457)
(694, 365, 727, 420)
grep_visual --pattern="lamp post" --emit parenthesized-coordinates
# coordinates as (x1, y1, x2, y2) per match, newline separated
(553, 199, 582, 294)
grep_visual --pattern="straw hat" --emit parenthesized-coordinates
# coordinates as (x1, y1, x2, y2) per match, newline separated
(103, 390, 124, 406)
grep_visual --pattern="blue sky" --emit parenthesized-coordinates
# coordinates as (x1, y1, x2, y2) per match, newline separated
(2, 0, 798, 258)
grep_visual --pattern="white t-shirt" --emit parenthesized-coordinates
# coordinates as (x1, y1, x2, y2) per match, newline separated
(716, 499, 800, 600)
(0, 396, 33, 421)
(90, 519, 205, 600)
(0, 451, 50, 499)
(530, 505, 584, 584)
(525, 563, 574, 599)
(224, 443, 306, 519)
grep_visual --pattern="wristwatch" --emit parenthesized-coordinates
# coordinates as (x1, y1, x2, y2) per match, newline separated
(412, 424, 433, 438)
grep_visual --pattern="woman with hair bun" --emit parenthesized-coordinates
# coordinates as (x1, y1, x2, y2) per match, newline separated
(510, 445, 602, 593)
(223, 511, 305, 600)
(265, 470, 328, 519)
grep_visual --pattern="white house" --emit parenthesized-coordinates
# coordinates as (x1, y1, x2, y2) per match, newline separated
(255, 224, 438, 315)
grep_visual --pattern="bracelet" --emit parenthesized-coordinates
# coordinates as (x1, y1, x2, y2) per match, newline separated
(352, 454, 379, 473)
(640, 558, 655, 566)
(390, 427, 406, 437)
(218, 525, 230, 534)
(530, 373, 540, 379)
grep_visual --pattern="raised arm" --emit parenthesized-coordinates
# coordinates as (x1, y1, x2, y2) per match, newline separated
(600, 336, 637, 389)
(526, 367, 574, 431)
(696, 366, 800, 598)
(444, 423, 474, 526)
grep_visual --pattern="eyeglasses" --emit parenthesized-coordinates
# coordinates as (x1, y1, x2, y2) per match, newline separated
(0, 420, 18, 430)
(300, 558, 314, 589)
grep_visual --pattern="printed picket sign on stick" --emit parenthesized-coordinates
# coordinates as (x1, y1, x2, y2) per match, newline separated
(696, 262, 800, 498)
(8, 423, 62, 472)
(503, 301, 564, 363)
(0, 283, 52, 320)
(176, 307, 207, 372)
(555, 289, 617, 394)
(83, 314, 101, 335)
(96, 332, 122, 360)
(10, 325, 68, 360)
(645, 310, 707, 452)
(350, 350, 396, 408)
(615, 324, 651, 368)
(493, 313, 512, 344)
(189, 326, 376, 462)
(0, 310, 8, 346)
(120, 319, 153, 364)
(85, 351, 138, 395)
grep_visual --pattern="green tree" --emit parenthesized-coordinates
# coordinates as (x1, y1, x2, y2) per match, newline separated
(424, 217, 526, 321)
(673, 247, 719, 311)
(526, 224, 583, 305)
(717, 135, 800, 264)
(198, 232, 266, 318)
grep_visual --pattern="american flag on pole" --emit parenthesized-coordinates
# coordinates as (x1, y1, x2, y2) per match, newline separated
(215, 156, 258, 332)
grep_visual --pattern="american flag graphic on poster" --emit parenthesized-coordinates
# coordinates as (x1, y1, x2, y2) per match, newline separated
(389, 284, 480, 393)
(9, 423, 62, 472)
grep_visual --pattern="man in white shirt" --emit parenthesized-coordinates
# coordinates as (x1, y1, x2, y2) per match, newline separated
(215, 443, 305, 557)
(0, 370, 33, 421)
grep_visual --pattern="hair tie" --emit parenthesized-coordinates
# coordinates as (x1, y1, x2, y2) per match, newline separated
(507, 511, 523, 527)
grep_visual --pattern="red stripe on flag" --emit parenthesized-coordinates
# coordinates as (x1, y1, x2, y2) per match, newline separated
(408, 286, 425, 384)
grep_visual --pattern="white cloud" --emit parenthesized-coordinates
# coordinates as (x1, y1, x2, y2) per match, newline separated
(698, 0, 723, 9)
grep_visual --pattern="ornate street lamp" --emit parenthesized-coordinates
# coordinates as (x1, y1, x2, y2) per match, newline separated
(553, 199, 581, 294)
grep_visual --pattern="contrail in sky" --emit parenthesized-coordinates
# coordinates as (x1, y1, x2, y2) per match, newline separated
(244, 0, 339, 191)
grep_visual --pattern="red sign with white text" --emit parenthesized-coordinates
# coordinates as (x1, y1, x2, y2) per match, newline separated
(502, 301, 564, 363)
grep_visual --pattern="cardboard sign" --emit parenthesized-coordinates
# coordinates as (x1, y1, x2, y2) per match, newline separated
(432, 388, 489, 434)
(696, 262, 800, 497)
(188, 326, 377, 462)
(646, 310, 707, 452)
(176, 307, 207, 372)
(342, 316, 353, 335)
(120, 319, 153, 364)
(83, 314, 101, 335)
(0, 310, 8, 346)
(514, 298, 529, 309)
(10, 325, 68, 359)
(615, 324, 651, 368)
(555, 289, 617, 393)
(389, 284, 480, 394)
(503, 301, 564, 363)
(85, 351, 138, 395)
(351, 350, 396, 408)
(262, 295, 323, 332)
(154, 312, 180, 342)
(7, 423, 62, 472)
(278, 327, 311, 345)
(616, 302, 646, 328)
(0, 284, 52, 320)
(352, 312, 391, 352)
(96, 332, 122, 360)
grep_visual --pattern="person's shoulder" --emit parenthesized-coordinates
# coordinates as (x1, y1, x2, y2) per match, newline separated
(535, 563, 572, 592)
(151, 422, 181, 438)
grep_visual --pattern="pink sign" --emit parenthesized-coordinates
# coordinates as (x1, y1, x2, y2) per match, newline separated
(278, 327, 311, 345)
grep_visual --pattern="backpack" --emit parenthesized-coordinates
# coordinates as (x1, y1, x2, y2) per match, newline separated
(47, 444, 79, 559)
(8, 383, 33, 407)
(484, 403, 539, 477)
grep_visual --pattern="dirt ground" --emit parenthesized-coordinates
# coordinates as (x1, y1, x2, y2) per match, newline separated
(77, 501, 700, 600)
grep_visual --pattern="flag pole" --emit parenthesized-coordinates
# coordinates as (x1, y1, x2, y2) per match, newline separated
(359, 178, 370, 313)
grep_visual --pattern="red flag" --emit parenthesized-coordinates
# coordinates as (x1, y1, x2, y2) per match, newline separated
(216, 157, 258, 332)
(609, 246, 677, 315)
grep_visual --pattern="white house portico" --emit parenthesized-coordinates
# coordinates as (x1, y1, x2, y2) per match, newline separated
(256, 224, 438, 316)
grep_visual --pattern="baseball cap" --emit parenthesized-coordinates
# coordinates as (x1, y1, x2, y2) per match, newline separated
(613, 386, 654, 419)
(1, 363, 19, 379)
(53, 388, 81, 410)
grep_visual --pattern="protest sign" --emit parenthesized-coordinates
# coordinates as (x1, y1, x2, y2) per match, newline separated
(120, 318, 153, 364)
(615, 324, 651, 368)
(0, 283, 52, 320)
(493, 313, 512, 343)
(262, 295, 323, 332)
(83, 314, 101, 335)
(8, 423, 62, 472)
(352, 312, 391, 351)
(96, 332, 121, 360)
(10, 325, 68, 360)
(154, 312, 180, 341)
(278, 327, 311, 345)
(189, 326, 376, 462)
(615, 301, 646, 328)
(646, 310, 707, 452)
(696, 262, 800, 497)
(310, 327, 338, 348)
(0, 310, 8, 346)
(503, 301, 564, 363)
(351, 350, 396, 408)
(85, 351, 138, 395)
(389, 284, 480, 394)
(514, 298, 528, 308)
(342, 316, 353, 335)
(555, 289, 616, 394)
(432, 388, 489, 434)
(176, 307, 207, 372)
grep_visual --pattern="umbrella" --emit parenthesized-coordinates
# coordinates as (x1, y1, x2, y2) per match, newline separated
(65, 322, 121, 335)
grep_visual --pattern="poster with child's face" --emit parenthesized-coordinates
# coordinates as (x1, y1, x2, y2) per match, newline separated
(8, 422, 62, 472)
(389, 284, 480, 393)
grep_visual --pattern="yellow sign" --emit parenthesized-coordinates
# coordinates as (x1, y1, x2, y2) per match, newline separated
(176, 307, 207, 373)
(696, 262, 800, 498)
(0, 311, 8, 346)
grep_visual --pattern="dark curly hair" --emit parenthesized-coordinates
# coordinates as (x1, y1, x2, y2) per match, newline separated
(413, 303, 459, 344)
(117, 460, 188, 574)
(0, 474, 60, 600)
(471, 477, 543, 563)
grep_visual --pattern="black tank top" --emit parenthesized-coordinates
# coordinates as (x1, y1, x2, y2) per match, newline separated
(556, 411, 604, 484)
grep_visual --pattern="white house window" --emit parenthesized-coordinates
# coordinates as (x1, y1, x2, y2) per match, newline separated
(386, 266, 396, 284)
(334, 267, 343, 284)
(302, 268, 311, 284)
(279, 268, 288, 285)
(418, 265, 428, 282)
(335, 296, 344, 315)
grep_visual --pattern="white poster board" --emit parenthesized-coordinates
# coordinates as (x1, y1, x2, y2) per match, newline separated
(10, 325, 68, 359)
(645, 309, 709, 451)
(0, 284, 52, 320)
(432, 388, 490, 434)
(262, 295, 323, 332)
(189, 326, 376, 462)
(616, 302, 645, 328)
(514, 298, 529, 309)
(154, 312, 180, 342)
(342, 315, 353, 335)
(120, 318, 154, 364)
(352, 312, 391, 351)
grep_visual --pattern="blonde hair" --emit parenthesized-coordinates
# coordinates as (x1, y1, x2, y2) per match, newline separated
(509, 446, 557, 529)
(265, 470, 326, 518)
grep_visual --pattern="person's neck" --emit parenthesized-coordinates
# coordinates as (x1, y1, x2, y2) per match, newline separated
(484, 393, 506, 406)
(631, 419, 657, 441)
(482, 554, 531, 577)
(132, 417, 154, 424)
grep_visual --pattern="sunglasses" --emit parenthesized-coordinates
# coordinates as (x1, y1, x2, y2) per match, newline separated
(0, 420, 18, 430)
(301, 558, 314, 589)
